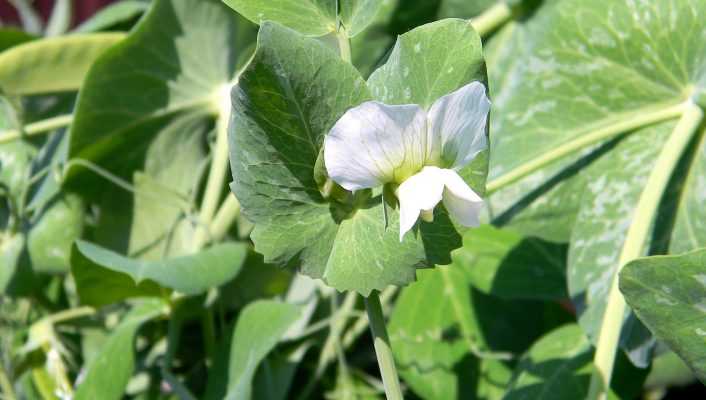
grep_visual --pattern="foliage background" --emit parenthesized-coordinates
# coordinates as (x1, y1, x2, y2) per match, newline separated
(1, 0, 706, 399)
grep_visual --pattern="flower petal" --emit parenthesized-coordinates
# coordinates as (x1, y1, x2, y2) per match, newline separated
(324, 101, 427, 191)
(428, 81, 490, 169)
(440, 169, 483, 227)
(396, 166, 446, 241)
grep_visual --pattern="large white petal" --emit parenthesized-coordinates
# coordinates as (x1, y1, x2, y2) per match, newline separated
(396, 166, 446, 241)
(428, 81, 490, 169)
(324, 101, 427, 191)
(440, 169, 483, 227)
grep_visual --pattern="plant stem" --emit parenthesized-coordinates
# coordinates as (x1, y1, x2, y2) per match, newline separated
(46, 306, 95, 325)
(486, 102, 686, 195)
(193, 89, 231, 250)
(209, 195, 240, 242)
(586, 101, 704, 400)
(365, 291, 402, 400)
(0, 362, 16, 400)
(469, 2, 513, 37)
(0, 114, 73, 144)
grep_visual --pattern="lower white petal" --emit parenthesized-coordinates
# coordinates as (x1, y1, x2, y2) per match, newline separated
(440, 169, 483, 227)
(396, 166, 446, 241)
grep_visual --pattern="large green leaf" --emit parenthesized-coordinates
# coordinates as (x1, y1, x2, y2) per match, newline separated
(504, 324, 647, 400)
(621, 249, 706, 382)
(71, 240, 248, 307)
(67, 0, 254, 187)
(388, 261, 563, 400)
(485, 0, 706, 364)
(222, 0, 382, 37)
(74, 299, 165, 400)
(224, 300, 301, 400)
(230, 20, 485, 294)
(454, 225, 567, 300)
(26, 194, 84, 273)
(0, 33, 125, 95)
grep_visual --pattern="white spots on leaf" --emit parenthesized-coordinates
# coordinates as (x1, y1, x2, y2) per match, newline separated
(661, 285, 672, 294)
(655, 295, 677, 306)
(694, 300, 706, 314)
(696, 328, 706, 337)
(403, 87, 411, 100)
(403, 67, 409, 77)
(694, 274, 706, 286)
(589, 27, 616, 48)
(447, 66, 454, 74)
(510, 100, 557, 126)
(414, 43, 421, 53)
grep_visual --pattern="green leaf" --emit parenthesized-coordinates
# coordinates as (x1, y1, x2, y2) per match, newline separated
(0, 28, 34, 53)
(75, 299, 165, 400)
(504, 324, 648, 400)
(454, 225, 567, 300)
(71, 240, 248, 307)
(74, 0, 149, 33)
(389, 263, 555, 400)
(224, 300, 301, 400)
(230, 20, 486, 294)
(621, 249, 706, 382)
(485, 0, 706, 364)
(27, 194, 84, 273)
(0, 33, 125, 95)
(67, 0, 253, 187)
(504, 324, 593, 400)
(222, 0, 382, 37)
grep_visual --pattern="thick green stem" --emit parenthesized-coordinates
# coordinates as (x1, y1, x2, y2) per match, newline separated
(0, 114, 73, 144)
(365, 291, 403, 400)
(586, 101, 704, 400)
(46, 306, 95, 325)
(469, 2, 513, 37)
(486, 102, 686, 195)
(209, 195, 240, 242)
(193, 89, 232, 249)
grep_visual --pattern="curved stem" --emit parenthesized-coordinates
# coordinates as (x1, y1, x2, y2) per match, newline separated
(0, 114, 73, 144)
(193, 89, 231, 250)
(365, 291, 403, 400)
(586, 101, 704, 400)
(486, 102, 686, 194)
(209, 195, 240, 242)
(469, 2, 513, 38)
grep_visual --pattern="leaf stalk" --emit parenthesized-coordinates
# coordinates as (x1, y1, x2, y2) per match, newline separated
(365, 291, 403, 400)
(586, 100, 704, 400)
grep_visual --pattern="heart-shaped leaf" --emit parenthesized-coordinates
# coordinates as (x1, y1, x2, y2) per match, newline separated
(229, 19, 486, 294)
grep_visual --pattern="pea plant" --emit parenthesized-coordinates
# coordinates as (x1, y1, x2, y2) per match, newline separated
(1, 0, 705, 399)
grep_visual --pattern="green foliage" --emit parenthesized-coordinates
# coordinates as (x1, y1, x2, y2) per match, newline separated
(621, 250, 706, 383)
(2, 0, 706, 398)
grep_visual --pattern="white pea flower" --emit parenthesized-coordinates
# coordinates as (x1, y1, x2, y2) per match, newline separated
(324, 81, 490, 241)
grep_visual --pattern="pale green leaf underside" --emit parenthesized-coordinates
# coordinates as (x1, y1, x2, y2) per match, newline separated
(67, 0, 245, 184)
(620, 249, 706, 383)
(72, 240, 248, 307)
(230, 20, 485, 294)
(222, 0, 382, 37)
(225, 300, 302, 400)
(0, 33, 124, 95)
(485, 0, 706, 363)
